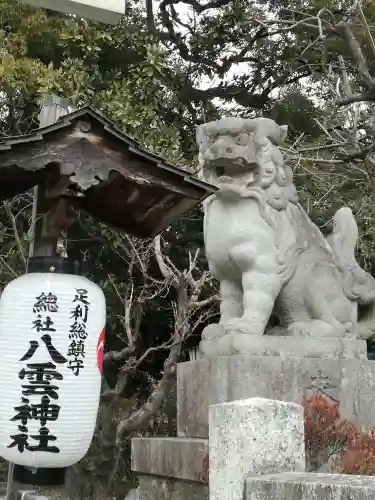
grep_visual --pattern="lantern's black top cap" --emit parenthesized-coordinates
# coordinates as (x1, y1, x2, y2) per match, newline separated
(27, 256, 81, 275)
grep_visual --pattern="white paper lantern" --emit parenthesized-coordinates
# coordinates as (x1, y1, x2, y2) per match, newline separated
(0, 271, 106, 468)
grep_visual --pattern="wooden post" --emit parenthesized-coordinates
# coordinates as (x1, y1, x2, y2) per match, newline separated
(6, 95, 73, 500)
(28, 96, 73, 259)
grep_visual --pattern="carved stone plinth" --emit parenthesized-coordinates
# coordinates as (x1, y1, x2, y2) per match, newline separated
(177, 352, 375, 439)
(199, 333, 367, 359)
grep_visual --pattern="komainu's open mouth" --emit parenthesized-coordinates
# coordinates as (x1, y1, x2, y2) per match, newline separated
(208, 156, 250, 171)
(208, 159, 258, 185)
(215, 166, 226, 178)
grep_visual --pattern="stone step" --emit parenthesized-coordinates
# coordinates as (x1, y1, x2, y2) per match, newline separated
(246, 472, 375, 499)
(132, 437, 209, 500)
(131, 437, 208, 483)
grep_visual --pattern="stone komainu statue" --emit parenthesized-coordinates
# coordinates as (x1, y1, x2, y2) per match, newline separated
(197, 117, 375, 345)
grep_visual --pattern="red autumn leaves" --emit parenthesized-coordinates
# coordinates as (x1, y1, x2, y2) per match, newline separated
(304, 395, 375, 474)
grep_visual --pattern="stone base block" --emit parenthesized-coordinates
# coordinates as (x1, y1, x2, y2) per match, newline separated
(246, 472, 375, 499)
(132, 437, 208, 483)
(138, 477, 208, 500)
(177, 355, 375, 438)
(210, 398, 305, 500)
(199, 333, 367, 359)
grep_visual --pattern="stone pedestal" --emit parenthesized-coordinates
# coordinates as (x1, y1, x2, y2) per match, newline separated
(132, 337, 375, 499)
(177, 341, 375, 438)
(209, 398, 305, 500)
(246, 472, 375, 500)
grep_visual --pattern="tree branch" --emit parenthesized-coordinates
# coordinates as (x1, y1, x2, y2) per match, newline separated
(160, 0, 231, 15)
(104, 346, 135, 364)
(154, 234, 177, 283)
(115, 343, 180, 439)
(145, 0, 155, 33)
(3, 201, 26, 267)
(334, 21, 374, 89)
(356, 1, 375, 59)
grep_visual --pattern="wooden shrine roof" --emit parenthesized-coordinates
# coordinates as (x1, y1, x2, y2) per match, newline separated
(0, 107, 214, 237)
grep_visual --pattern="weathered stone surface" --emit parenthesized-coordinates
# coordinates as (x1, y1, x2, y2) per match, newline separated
(199, 334, 366, 359)
(209, 398, 305, 500)
(131, 437, 208, 483)
(177, 356, 375, 438)
(19, 495, 49, 500)
(138, 477, 208, 500)
(125, 488, 139, 500)
(246, 472, 375, 499)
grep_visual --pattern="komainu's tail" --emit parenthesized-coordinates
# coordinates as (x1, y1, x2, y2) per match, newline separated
(326, 207, 375, 340)
(325, 207, 358, 266)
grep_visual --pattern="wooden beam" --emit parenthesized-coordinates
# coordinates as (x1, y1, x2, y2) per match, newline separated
(19, 0, 125, 24)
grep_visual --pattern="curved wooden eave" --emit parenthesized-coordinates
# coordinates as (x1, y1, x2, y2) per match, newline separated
(0, 108, 215, 237)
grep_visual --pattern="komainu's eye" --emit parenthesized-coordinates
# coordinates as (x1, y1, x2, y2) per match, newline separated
(235, 133, 249, 145)
(206, 136, 216, 147)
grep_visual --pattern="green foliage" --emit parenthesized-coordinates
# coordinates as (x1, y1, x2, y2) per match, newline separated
(270, 91, 323, 138)
(0, 1, 185, 162)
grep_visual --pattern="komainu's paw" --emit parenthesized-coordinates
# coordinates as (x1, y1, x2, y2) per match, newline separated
(225, 318, 264, 335)
(288, 320, 347, 338)
(287, 322, 311, 337)
(202, 323, 225, 340)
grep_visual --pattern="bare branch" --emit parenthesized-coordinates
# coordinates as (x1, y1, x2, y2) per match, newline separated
(103, 345, 135, 364)
(160, 0, 231, 16)
(335, 21, 374, 88)
(296, 142, 352, 153)
(338, 90, 375, 106)
(3, 201, 26, 267)
(124, 233, 148, 277)
(108, 275, 137, 347)
(154, 234, 177, 283)
(338, 54, 353, 97)
(0, 254, 19, 279)
(116, 344, 180, 440)
(102, 371, 130, 400)
(104, 226, 217, 449)
(337, 142, 375, 161)
(121, 339, 178, 374)
(356, 1, 375, 59)
(191, 294, 220, 310)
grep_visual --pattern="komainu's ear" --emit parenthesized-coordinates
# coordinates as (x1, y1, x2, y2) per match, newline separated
(197, 167, 205, 181)
(196, 124, 207, 147)
(279, 125, 288, 144)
